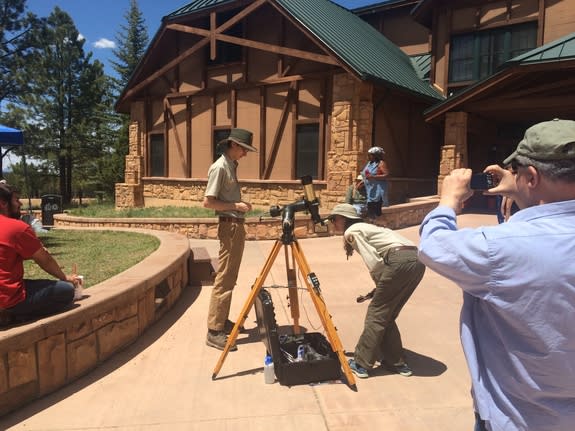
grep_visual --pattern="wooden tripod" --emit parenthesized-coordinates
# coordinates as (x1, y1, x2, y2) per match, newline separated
(211, 236, 357, 390)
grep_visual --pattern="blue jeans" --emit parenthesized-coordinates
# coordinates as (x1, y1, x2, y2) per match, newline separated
(8, 279, 75, 320)
(474, 413, 488, 431)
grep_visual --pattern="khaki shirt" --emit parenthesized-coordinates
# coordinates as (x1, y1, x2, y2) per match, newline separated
(344, 222, 414, 280)
(204, 154, 242, 218)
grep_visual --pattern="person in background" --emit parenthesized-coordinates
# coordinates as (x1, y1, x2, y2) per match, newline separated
(329, 203, 425, 379)
(499, 195, 519, 222)
(495, 165, 520, 223)
(0, 182, 76, 323)
(418, 118, 575, 431)
(345, 174, 367, 217)
(362, 147, 389, 220)
(203, 128, 256, 351)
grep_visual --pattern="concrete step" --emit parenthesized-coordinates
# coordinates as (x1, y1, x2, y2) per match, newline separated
(189, 246, 217, 286)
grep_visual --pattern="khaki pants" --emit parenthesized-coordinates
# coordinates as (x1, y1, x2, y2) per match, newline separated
(207, 221, 246, 331)
(354, 249, 425, 368)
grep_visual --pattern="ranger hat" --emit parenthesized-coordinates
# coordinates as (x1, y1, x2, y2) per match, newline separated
(503, 118, 575, 165)
(219, 128, 257, 152)
(330, 203, 362, 220)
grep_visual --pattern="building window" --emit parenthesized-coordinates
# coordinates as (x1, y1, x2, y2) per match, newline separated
(295, 123, 319, 179)
(449, 22, 537, 84)
(150, 134, 165, 177)
(213, 128, 231, 162)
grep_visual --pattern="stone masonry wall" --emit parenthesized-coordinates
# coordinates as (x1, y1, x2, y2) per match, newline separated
(0, 230, 190, 416)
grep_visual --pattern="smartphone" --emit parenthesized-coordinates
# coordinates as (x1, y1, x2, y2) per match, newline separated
(470, 173, 495, 190)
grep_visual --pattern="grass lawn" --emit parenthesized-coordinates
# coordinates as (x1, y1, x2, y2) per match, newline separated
(24, 230, 160, 288)
(66, 203, 266, 218)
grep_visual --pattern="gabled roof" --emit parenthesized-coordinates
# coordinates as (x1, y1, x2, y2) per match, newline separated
(270, 0, 442, 101)
(423, 32, 575, 121)
(166, 0, 233, 18)
(117, 0, 442, 109)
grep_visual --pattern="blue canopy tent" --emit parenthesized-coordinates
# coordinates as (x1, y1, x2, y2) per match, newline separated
(0, 124, 33, 212)
(0, 124, 24, 146)
(0, 125, 24, 177)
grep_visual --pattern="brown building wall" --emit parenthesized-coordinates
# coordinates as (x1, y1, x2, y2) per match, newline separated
(544, 0, 575, 42)
(190, 96, 212, 177)
(116, 3, 439, 209)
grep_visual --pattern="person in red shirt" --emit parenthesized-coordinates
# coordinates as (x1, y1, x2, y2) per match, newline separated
(0, 183, 76, 323)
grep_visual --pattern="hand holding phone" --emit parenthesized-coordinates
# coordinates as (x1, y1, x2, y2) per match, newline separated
(470, 173, 495, 190)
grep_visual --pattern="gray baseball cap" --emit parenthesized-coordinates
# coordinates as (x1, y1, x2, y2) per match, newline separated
(503, 118, 575, 165)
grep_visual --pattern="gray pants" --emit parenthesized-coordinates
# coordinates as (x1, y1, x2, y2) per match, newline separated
(354, 248, 425, 368)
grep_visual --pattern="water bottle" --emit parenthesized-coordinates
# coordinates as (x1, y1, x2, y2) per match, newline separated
(264, 355, 275, 384)
(296, 344, 306, 362)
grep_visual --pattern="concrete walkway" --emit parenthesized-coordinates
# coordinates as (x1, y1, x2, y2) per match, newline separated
(0, 213, 497, 431)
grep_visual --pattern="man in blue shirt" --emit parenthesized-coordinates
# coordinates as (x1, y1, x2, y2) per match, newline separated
(418, 119, 575, 431)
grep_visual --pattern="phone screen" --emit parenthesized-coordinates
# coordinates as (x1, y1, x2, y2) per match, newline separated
(470, 173, 494, 190)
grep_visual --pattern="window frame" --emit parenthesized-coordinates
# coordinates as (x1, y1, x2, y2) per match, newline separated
(294, 121, 320, 180)
(149, 133, 166, 177)
(448, 22, 537, 85)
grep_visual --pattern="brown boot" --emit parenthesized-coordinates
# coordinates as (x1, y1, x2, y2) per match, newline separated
(206, 330, 237, 351)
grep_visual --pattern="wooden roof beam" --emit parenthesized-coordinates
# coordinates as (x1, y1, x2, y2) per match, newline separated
(167, 23, 339, 66)
(122, 38, 210, 101)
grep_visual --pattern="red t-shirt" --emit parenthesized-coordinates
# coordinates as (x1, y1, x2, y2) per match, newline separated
(0, 215, 43, 308)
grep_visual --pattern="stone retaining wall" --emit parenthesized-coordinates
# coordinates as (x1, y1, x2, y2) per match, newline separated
(54, 197, 440, 239)
(0, 229, 190, 416)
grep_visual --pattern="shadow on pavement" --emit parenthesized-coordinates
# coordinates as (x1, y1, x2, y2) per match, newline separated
(0, 284, 203, 427)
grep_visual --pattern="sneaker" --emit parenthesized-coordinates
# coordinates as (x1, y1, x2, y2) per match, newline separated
(388, 362, 413, 377)
(206, 330, 237, 351)
(348, 359, 369, 379)
(224, 319, 246, 335)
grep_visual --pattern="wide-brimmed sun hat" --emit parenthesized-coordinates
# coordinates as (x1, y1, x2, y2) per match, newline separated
(330, 203, 362, 219)
(218, 128, 257, 152)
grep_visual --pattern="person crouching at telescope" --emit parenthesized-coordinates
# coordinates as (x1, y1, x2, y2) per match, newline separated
(328, 203, 425, 378)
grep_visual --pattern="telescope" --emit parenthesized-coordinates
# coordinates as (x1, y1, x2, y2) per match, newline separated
(264, 175, 323, 244)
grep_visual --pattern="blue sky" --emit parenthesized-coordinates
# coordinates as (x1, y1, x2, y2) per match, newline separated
(27, 0, 380, 77)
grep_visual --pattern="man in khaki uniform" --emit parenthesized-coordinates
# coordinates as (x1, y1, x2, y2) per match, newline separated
(203, 128, 256, 350)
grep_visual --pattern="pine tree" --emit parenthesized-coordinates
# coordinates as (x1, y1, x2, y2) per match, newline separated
(9, 7, 110, 203)
(111, 0, 149, 91)
(108, 0, 149, 192)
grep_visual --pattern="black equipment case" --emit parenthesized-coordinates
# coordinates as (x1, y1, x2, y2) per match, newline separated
(254, 289, 341, 386)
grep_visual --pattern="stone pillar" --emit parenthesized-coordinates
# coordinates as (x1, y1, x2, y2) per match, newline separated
(115, 101, 146, 208)
(325, 73, 373, 209)
(439, 112, 468, 193)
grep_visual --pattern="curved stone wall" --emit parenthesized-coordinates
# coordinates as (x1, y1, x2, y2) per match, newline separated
(53, 197, 439, 239)
(0, 229, 190, 416)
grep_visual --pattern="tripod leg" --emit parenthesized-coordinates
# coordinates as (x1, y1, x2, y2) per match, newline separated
(284, 247, 300, 334)
(290, 241, 357, 389)
(212, 239, 284, 379)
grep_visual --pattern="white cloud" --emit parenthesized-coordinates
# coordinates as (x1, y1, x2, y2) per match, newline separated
(78, 33, 85, 42)
(93, 38, 115, 49)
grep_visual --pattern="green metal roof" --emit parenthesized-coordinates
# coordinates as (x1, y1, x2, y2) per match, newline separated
(410, 53, 431, 80)
(165, 0, 442, 101)
(166, 0, 234, 18)
(506, 31, 575, 65)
